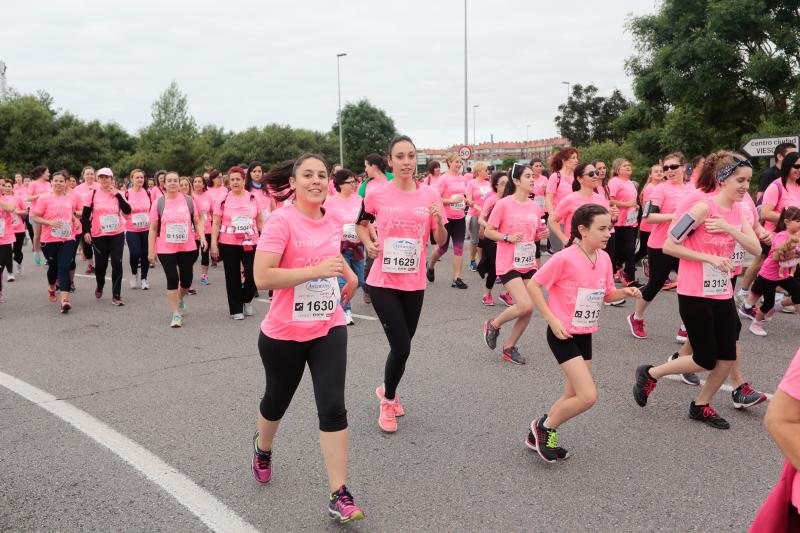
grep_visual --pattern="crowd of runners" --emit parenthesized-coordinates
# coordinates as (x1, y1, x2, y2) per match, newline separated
(2, 138, 799, 524)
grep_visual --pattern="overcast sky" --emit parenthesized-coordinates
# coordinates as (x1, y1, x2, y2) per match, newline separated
(2, 0, 657, 149)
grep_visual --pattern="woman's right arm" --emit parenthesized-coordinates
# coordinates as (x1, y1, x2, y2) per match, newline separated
(765, 389, 800, 469)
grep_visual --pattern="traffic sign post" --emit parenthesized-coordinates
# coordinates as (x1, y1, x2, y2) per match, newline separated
(741, 135, 799, 158)
(457, 145, 473, 161)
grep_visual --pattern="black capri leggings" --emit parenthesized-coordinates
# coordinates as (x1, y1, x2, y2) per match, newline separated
(258, 326, 348, 432)
(641, 246, 679, 301)
(11, 232, 25, 266)
(478, 238, 497, 290)
(199, 233, 211, 267)
(157, 251, 195, 290)
(613, 225, 637, 280)
(92, 233, 125, 298)
(368, 285, 425, 400)
(752, 275, 800, 312)
(678, 295, 740, 371)
(635, 231, 650, 263)
(437, 217, 466, 257)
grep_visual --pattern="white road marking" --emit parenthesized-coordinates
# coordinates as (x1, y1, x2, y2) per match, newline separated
(255, 299, 378, 321)
(663, 374, 773, 400)
(0, 371, 259, 533)
(75, 274, 113, 281)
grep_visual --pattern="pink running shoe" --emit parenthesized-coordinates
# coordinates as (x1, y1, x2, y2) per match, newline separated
(328, 485, 364, 523)
(627, 313, 648, 339)
(251, 433, 272, 484)
(376, 385, 404, 417)
(675, 325, 688, 343)
(378, 398, 398, 433)
(498, 291, 515, 307)
(481, 293, 495, 306)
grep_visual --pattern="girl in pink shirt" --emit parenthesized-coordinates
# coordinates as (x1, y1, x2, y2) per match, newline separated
(26, 166, 51, 265)
(206, 169, 228, 205)
(253, 154, 364, 523)
(549, 162, 611, 246)
(476, 172, 515, 307)
(527, 204, 641, 462)
(147, 172, 205, 328)
(124, 169, 152, 290)
(357, 135, 447, 434)
(635, 165, 663, 265)
(80, 167, 131, 306)
(0, 177, 20, 303)
(482, 164, 549, 365)
(246, 161, 274, 230)
(192, 175, 213, 285)
(149, 171, 166, 203)
(760, 151, 800, 232)
(545, 147, 579, 251)
(608, 159, 641, 286)
(465, 162, 492, 271)
(2, 179, 28, 279)
(74, 166, 98, 273)
(633, 151, 762, 430)
(424, 160, 442, 189)
(429, 154, 469, 289)
(31, 172, 83, 312)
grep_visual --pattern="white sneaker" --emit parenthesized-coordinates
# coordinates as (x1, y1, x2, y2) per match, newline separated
(345, 310, 354, 325)
(243, 303, 254, 316)
(15, 262, 22, 276)
(749, 320, 767, 337)
(231, 313, 245, 320)
(141, 278, 150, 290)
(6, 272, 15, 282)
(130, 273, 139, 289)
(779, 301, 797, 314)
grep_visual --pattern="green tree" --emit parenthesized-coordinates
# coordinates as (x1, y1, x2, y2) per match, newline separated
(555, 84, 632, 146)
(0, 94, 56, 172)
(216, 124, 337, 171)
(333, 99, 397, 171)
(501, 156, 518, 169)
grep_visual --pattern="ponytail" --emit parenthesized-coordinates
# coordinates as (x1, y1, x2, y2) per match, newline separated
(264, 154, 329, 203)
(776, 206, 800, 233)
(567, 203, 610, 247)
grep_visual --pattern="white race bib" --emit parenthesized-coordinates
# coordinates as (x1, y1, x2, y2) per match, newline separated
(232, 215, 251, 234)
(382, 237, 421, 273)
(450, 195, 465, 211)
(99, 214, 120, 233)
(11, 213, 19, 227)
(292, 277, 340, 321)
(165, 223, 189, 243)
(534, 196, 546, 211)
(625, 207, 639, 226)
(513, 241, 536, 269)
(571, 288, 604, 327)
(702, 263, 729, 296)
(131, 212, 149, 229)
(731, 243, 746, 267)
(342, 223, 358, 243)
(0, 218, 4, 237)
(51, 221, 72, 239)
(479, 186, 491, 200)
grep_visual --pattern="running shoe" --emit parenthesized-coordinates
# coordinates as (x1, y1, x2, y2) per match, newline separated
(6, 272, 15, 282)
(425, 264, 434, 282)
(735, 288, 749, 305)
(200, 274, 210, 285)
(737, 303, 757, 321)
(495, 276, 502, 284)
(525, 425, 569, 460)
(642, 257, 650, 278)
(749, 320, 767, 336)
(328, 485, 364, 524)
(141, 278, 150, 290)
(614, 269, 622, 282)
(481, 293, 495, 306)
(375, 385, 404, 417)
(69, 283, 75, 293)
(469, 260, 478, 271)
(111, 297, 124, 306)
(85, 264, 94, 274)
(688, 402, 729, 429)
(502, 345, 527, 365)
(483, 320, 501, 350)
(667, 352, 700, 386)
(604, 299, 625, 307)
(633, 364, 657, 407)
(627, 313, 647, 339)
(345, 310, 354, 325)
(498, 291, 514, 307)
(130, 274, 139, 289)
(451, 278, 468, 289)
(675, 325, 688, 343)
(378, 398, 398, 433)
(34, 251, 41, 265)
(179, 299, 186, 312)
(170, 313, 182, 328)
(243, 302, 253, 316)
(662, 279, 678, 291)
(778, 300, 797, 314)
(625, 279, 644, 289)
(231, 313, 245, 320)
(187, 285, 197, 295)
(529, 416, 561, 463)
(251, 432, 273, 484)
(60, 300, 71, 314)
(362, 291, 371, 305)
(15, 262, 23, 276)
(731, 382, 767, 409)
(544, 247, 554, 256)
(48, 287, 56, 302)
(95, 286, 103, 299)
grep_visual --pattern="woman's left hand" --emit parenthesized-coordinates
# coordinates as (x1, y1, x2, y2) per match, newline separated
(340, 274, 357, 306)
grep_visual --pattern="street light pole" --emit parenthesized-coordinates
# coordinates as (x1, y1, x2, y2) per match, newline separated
(464, 0, 468, 145)
(526, 124, 531, 159)
(561, 81, 570, 101)
(337, 53, 347, 166)
(472, 104, 479, 147)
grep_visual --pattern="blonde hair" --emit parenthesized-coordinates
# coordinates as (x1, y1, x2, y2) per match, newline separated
(445, 154, 461, 166)
(474, 162, 488, 176)
(610, 158, 630, 178)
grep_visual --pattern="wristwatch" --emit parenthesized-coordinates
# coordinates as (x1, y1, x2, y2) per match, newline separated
(503, 234, 509, 242)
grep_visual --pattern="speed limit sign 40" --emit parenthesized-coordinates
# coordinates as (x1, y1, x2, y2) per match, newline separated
(457, 145, 473, 160)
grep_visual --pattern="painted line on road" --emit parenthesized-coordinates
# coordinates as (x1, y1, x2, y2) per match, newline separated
(664, 374, 773, 400)
(255, 299, 378, 321)
(75, 274, 114, 281)
(0, 371, 258, 533)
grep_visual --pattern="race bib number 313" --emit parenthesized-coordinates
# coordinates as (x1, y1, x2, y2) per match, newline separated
(571, 288, 604, 327)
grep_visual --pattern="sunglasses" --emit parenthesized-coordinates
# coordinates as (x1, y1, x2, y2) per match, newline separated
(342, 180, 357, 185)
(582, 171, 599, 178)
(792, 164, 800, 170)
(662, 164, 681, 171)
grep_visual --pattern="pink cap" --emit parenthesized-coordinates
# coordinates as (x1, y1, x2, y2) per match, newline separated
(97, 167, 114, 177)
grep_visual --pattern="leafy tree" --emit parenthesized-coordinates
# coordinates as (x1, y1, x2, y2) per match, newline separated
(555, 84, 632, 146)
(0, 95, 56, 172)
(333, 99, 397, 171)
(501, 156, 518, 169)
(216, 125, 337, 171)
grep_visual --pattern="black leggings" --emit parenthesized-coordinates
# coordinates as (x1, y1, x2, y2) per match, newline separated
(92, 233, 125, 298)
(635, 231, 650, 263)
(437, 217, 466, 257)
(158, 251, 196, 291)
(258, 327, 348, 432)
(125, 231, 149, 279)
(199, 233, 211, 267)
(613, 225, 637, 280)
(478, 238, 497, 290)
(368, 285, 425, 400)
(641, 246, 679, 301)
(0, 244, 10, 291)
(24, 217, 34, 242)
(219, 243, 255, 315)
(42, 240, 76, 290)
(752, 275, 800, 312)
(11, 232, 25, 266)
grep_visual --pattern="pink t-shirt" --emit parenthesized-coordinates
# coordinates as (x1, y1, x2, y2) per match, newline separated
(778, 347, 800, 510)
(545, 171, 575, 210)
(639, 183, 657, 232)
(213, 192, 259, 246)
(647, 181, 691, 249)
(426, 174, 442, 189)
(207, 186, 228, 203)
(88, 190, 126, 237)
(436, 173, 467, 220)
(487, 196, 543, 275)
(462, 172, 474, 185)
(32, 193, 82, 243)
(6, 195, 26, 233)
(553, 191, 610, 239)
(323, 193, 363, 244)
(150, 186, 165, 203)
(608, 177, 639, 228)
(253, 190, 271, 226)
(676, 199, 742, 299)
(762, 180, 800, 232)
(0, 203, 12, 245)
(480, 193, 499, 220)
(257, 204, 346, 342)
(759, 232, 799, 281)
(14, 186, 31, 211)
(149, 195, 198, 254)
(73, 181, 98, 205)
(363, 181, 447, 291)
(193, 192, 213, 235)
(532, 175, 549, 212)
(533, 244, 617, 335)
(465, 179, 492, 217)
(28, 179, 52, 212)
(124, 188, 152, 233)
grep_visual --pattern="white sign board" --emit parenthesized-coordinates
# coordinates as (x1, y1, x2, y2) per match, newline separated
(741, 136, 799, 158)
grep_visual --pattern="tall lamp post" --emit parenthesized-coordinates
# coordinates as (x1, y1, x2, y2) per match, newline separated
(336, 53, 347, 166)
(464, 0, 469, 145)
(526, 124, 531, 159)
(561, 81, 570, 100)
(472, 104, 479, 147)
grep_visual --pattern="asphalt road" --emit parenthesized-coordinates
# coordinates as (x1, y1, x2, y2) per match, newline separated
(1, 240, 796, 532)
